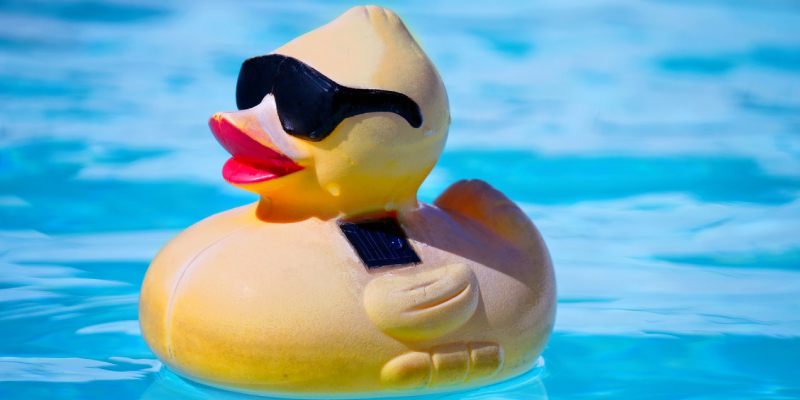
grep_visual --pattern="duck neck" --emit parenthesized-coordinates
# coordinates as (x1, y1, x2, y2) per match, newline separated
(254, 195, 337, 223)
(255, 194, 418, 223)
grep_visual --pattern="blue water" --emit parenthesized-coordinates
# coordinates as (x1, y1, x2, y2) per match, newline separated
(1, 0, 799, 399)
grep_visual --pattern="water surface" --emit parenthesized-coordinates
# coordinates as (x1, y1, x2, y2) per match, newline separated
(1, 0, 799, 399)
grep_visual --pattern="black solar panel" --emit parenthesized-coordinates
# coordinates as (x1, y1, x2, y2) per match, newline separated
(339, 217, 421, 268)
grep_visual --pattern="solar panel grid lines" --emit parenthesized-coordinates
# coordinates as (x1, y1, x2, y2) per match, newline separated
(339, 217, 422, 268)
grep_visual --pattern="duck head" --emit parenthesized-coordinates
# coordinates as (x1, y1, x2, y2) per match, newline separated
(209, 6, 449, 222)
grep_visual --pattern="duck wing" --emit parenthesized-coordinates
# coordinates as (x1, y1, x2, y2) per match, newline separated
(363, 263, 479, 341)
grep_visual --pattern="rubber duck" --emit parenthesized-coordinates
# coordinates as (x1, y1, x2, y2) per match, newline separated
(139, 5, 555, 398)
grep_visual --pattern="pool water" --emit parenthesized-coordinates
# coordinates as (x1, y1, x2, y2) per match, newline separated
(1, 0, 799, 399)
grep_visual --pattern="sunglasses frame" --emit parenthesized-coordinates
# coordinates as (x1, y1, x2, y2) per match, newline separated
(236, 55, 423, 142)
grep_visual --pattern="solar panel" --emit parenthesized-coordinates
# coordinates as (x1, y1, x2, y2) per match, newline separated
(339, 217, 421, 268)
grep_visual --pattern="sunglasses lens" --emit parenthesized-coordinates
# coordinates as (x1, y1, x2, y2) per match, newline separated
(273, 60, 345, 142)
(236, 55, 284, 110)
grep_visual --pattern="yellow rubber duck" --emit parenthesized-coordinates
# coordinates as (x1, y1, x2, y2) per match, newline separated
(139, 5, 555, 398)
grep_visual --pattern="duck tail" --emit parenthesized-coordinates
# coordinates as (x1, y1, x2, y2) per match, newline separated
(433, 179, 536, 246)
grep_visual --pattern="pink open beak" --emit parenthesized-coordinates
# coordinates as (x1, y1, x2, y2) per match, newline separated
(209, 112, 304, 184)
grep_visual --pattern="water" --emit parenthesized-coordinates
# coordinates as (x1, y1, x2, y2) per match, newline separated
(1, 0, 799, 399)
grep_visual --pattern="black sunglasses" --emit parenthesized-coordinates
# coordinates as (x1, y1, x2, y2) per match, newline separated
(236, 55, 423, 142)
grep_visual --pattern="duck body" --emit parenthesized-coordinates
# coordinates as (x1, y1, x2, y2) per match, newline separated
(141, 182, 554, 397)
(139, 5, 555, 397)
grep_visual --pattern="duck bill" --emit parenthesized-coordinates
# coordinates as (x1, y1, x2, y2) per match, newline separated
(209, 110, 304, 184)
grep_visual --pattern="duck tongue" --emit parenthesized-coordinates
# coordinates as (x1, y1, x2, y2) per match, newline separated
(222, 157, 298, 184)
